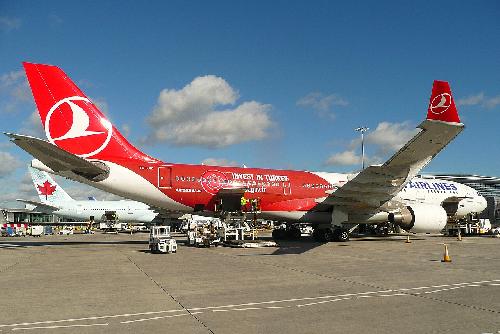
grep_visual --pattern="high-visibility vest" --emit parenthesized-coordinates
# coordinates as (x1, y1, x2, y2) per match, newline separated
(241, 197, 247, 206)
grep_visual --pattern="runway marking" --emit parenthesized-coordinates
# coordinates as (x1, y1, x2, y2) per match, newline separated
(379, 293, 407, 297)
(0, 310, 185, 328)
(471, 280, 493, 284)
(188, 290, 384, 311)
(232, 307, 262, 311)
(120, 312, 202, 324)
(1, 279, 499, 329)
(0, 244, 25, 249)
(297, 298, 345, 307)
(11, 323, 108, 331)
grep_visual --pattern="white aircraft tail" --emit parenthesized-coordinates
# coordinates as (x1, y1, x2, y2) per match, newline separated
(29, 167, 74, 203)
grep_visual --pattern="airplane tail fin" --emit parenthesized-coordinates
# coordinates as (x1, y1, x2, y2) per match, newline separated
(29, 167, 74, 203)
(426, 80, 461, 123)
(22, 62, 157, 163)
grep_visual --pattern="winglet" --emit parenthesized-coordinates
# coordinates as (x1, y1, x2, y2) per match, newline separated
(426, 80, 461, 123)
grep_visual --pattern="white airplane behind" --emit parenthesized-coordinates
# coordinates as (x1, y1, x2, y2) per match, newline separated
(17, 167, 158, 224)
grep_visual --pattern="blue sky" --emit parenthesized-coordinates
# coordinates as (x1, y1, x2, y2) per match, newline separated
(0, 1, 499, 206)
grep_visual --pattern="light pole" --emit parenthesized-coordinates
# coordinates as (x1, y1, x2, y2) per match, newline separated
(355, 127, 369, 170)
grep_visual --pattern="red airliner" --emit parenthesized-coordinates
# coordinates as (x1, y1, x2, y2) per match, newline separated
(6, 63, 486, 241)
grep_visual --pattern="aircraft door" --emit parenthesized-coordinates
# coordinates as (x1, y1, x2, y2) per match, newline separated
(158, 166, 172, 189)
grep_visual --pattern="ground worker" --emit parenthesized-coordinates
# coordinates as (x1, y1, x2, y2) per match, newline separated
(241, 196, 247, 211)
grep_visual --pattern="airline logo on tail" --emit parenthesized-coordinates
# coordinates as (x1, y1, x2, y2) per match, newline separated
(45, 96, 113, 158)
(29, 167, 74, 203)
(429, 93, 451, 115)
(37, 181, 57, 200)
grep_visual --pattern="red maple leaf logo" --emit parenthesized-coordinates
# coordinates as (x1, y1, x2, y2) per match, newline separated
(37, 181, 57, 200)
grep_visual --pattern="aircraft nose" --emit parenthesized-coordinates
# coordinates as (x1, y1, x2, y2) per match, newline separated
(478, 196, 487, 212)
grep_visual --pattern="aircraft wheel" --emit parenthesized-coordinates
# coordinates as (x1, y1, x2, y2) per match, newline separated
(313, 228, 333, 242)
(322, 228, 335, 242)
(333, 228, 350, 242)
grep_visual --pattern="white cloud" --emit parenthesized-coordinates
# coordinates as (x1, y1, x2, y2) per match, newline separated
(297, 92, 348, 119)
(19, 111, 45, 138)
(325, 150, 360, 166)
(201, 158, 239, 166)
(325, 121, 419, 167)
(457, 92, 500, 109)
(0, 172, 40, 207)
(0, 16, 21, 32)
(457, 93, 484, 106)
(17, 172, 37, 199)
(364, 121, 419, 155)
(1, 70, 24, 89)
(0, 151, 22, 177)
(145, 75, 273, 148)
(484, 95, 500, 109)
(0, 69, 32, 113)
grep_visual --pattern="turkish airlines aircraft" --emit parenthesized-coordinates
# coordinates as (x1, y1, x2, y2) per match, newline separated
(17, 167, 158, 224)
(6, 62, 487, 242)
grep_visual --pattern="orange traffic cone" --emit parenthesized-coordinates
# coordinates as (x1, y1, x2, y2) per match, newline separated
(441, 244, 452, 262)
(405, 235, 411, 243)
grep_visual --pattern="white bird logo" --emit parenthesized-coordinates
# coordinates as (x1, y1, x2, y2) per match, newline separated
(430, 93, 451, 115)
(45, 96, 113, 158)
(52, 100, 104, 141)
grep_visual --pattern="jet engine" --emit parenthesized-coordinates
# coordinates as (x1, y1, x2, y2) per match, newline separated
(389, 203, 447, 233)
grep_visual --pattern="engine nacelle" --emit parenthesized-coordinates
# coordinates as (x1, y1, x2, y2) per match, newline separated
(389, 203, 447, 233)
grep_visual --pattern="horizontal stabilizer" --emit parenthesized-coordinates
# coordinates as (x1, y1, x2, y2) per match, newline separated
(5, 133, 109, 181)
(16, 199, 59, 211)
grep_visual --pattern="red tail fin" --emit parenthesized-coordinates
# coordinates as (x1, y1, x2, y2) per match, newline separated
(426, 80, 461, 123)
(23, 62, 156, 163)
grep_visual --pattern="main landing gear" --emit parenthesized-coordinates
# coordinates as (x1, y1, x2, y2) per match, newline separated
(272, 224, 350, 242)
(312, 227, 349, 242)
(272, 225, 301, 240)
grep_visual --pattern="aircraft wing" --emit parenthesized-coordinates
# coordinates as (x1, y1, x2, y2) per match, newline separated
(320, 81, 464, 211)
(16, 199, 59, 212)
(5, 133, 109, 181)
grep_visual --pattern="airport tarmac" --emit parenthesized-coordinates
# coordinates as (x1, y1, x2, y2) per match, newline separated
(0, 232, 499, 334)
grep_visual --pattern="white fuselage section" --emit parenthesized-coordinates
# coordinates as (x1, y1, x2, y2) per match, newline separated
(49, 199, 157, 223)
(397, 177, 487, 215)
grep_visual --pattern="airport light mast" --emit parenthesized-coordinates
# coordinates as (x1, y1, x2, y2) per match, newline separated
(355, 126, 369, 170)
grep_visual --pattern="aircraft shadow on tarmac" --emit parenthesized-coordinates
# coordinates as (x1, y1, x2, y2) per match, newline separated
(269, 235, 429, 255)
